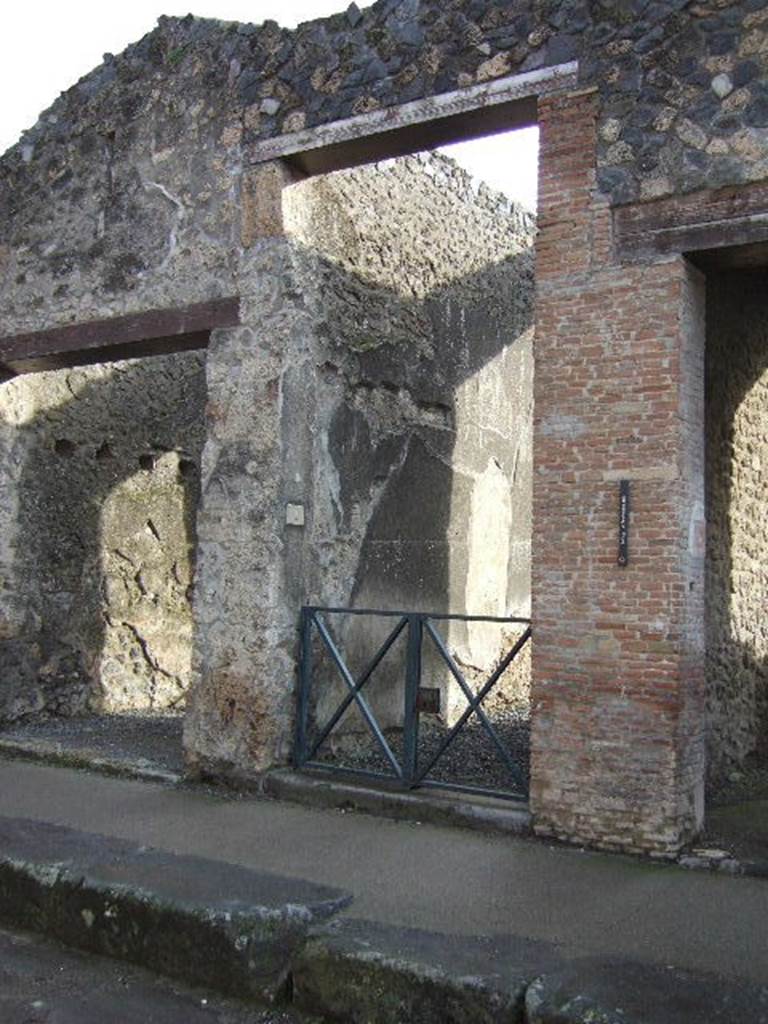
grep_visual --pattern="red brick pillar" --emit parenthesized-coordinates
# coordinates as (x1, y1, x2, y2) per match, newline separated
(530, 90, 707, 855)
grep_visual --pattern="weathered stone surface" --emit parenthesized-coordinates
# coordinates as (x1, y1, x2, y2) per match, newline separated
(285, 154, 534, 726)
(525, 959, 768, 1023)
(0, 353, 205, 721)
(705, 269, 768, 776)
(0, 41, 242, 334)
(0, 815, 351, 1002)
(0, 147, 533, 771)
(185, 153, 535, 775)
(293, 917, 560, 1024)
(1, 0, 767, 856)
(1, 2, 766, 223)
(241, 161, 301, 246)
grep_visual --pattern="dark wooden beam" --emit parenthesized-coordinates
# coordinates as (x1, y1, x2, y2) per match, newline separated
(0, 296, 240, 375)
(247, 62, 582, 177)
(285, 96, 537, 177)
(5, 331, 214, 374)
(614, 181, 768, 264)
(687, 239, 768, 272)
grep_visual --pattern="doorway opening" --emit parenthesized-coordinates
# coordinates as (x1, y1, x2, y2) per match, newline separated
(280, 122, 538, 797)
(0, 345, 207, 777)
(705, 266, 768, 787)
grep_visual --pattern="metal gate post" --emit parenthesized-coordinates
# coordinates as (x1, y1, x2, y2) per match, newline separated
(403, 614, 423, 787)
(294, 606, 312, 768)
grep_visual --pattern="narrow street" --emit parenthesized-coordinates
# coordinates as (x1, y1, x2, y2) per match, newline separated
(0, 924, 313, 1024)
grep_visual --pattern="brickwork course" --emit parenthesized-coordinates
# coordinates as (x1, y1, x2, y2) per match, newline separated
(0, 0, 767, 855)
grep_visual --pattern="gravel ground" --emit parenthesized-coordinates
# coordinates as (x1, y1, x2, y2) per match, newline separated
(0, 711, 184, 775)
(694, 755, 768, 865)
(312, 705, 530, 796)
(0, 925, 317, 1024)
(708, 756, 768, 807)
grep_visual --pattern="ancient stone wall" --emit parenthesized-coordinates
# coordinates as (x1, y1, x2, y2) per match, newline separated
(0, 352, 206, 721)
(2, 1, 766, 240)
(0, 32, 241, 334)
(2, 0, 768, 852)
(0, 150, 533, 733)
(706, 268, 768, 775)
(283, 151, 534, 618)
(0, 28, 243, 712)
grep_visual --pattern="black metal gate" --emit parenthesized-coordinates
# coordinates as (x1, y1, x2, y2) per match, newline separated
(294, 606, 532, 800)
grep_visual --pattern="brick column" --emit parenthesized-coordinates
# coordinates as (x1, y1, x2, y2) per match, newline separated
(530, 91, 707, 854)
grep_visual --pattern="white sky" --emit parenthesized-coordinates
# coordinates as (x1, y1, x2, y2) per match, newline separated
(0, 1, 537, 209)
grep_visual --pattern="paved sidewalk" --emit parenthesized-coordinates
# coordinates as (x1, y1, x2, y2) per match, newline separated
(0, 713, 185, 779)
(0, 757, 766, 990)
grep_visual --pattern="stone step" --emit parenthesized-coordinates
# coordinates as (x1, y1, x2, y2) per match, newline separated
(0, 815, 351, 1004)
(294, 918, 556, 1023)
(263, 768, 532, 836)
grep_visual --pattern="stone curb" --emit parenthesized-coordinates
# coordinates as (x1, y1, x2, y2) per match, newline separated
(296, 944, 522, 1023)
(0, 737, 183, 786)
(0, 816, 352, 1004)
(291, 918, 554, 1023)
(291, 920, 768, 1024)
(263, 768, 532, 837)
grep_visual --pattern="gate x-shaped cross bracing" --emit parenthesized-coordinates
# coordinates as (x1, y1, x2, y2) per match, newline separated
(295, 606, 532, 799)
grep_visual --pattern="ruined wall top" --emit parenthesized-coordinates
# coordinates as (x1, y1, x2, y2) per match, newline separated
(2, 0, 766, 208)
(0, 0, 766, 330)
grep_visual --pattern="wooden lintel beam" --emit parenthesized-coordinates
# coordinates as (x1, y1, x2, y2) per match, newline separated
(614, 181, 768, 264)
(4, 331, 213, 375)
(0, 296, 240, 374)
(249, 62, 579, 177)
(285, 97, 538, 177)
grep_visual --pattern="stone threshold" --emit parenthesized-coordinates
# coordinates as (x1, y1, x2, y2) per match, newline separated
(264, 771, 768, 884)
(263, 767, 532, 836)
(0, 738, 533, 839)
